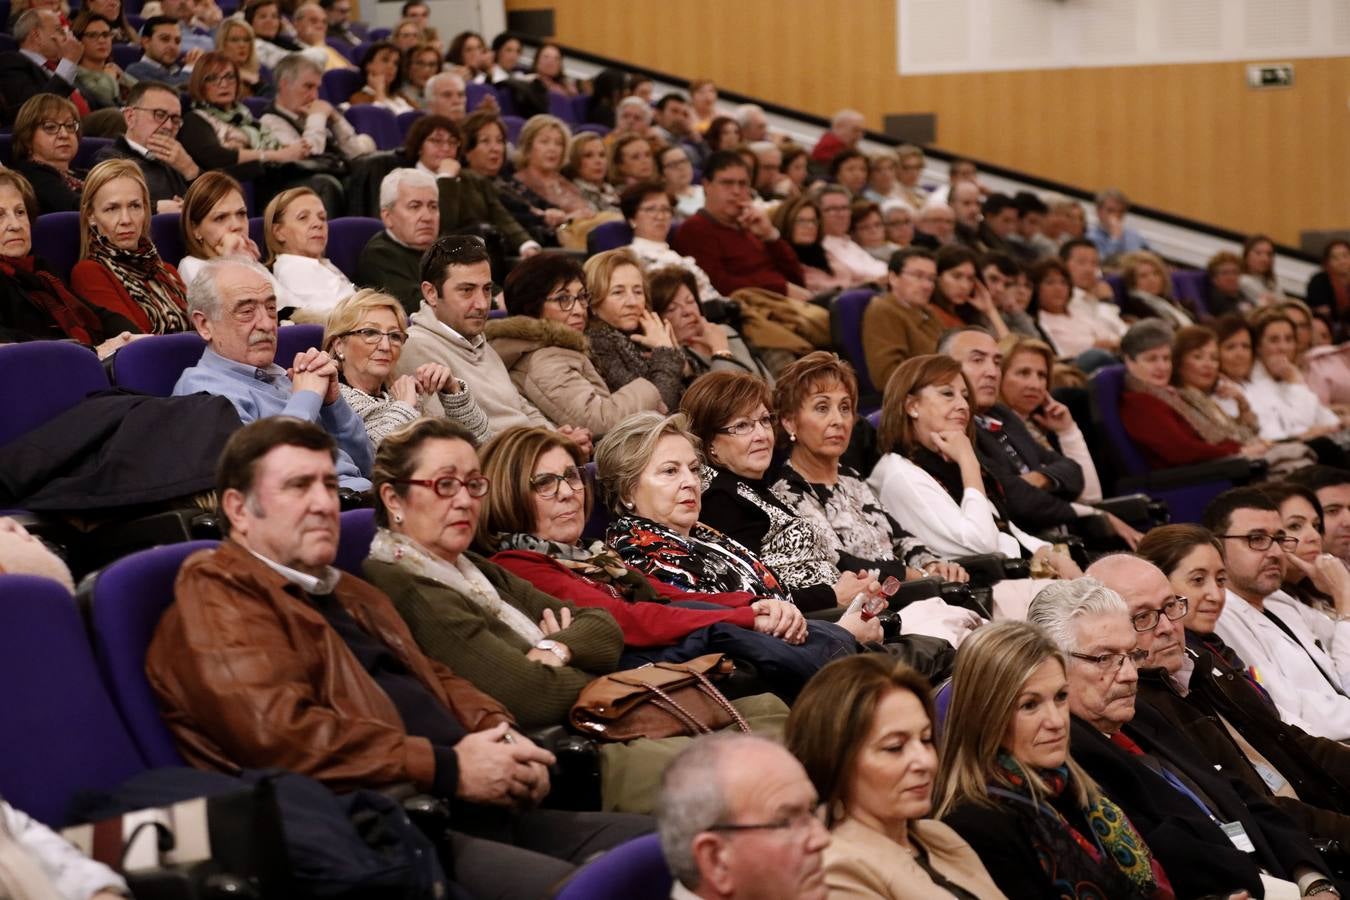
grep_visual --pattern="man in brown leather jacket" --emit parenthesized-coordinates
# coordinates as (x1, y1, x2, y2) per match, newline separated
(147, 417, 649, 899)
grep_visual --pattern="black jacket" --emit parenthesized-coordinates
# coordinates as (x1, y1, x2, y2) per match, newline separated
(92, 136, 190, 207)
(11, 159, 81, 214)
(974, 403, 1084, 530)
(0, 258, 136, 345)
(0, 51, 76, 126)
(355, 229, 423, 315)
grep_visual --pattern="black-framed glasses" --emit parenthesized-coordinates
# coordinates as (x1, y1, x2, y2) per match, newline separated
(1130, 595, 1188, 632)
(79, 28, 112, 38)
(1069, 648, 1149, 672)
(38, 120, 80, 136)
(717, 414, 774, 437)
(707, 804, 825, 836)
(394, 475, 489, 499)
(545, 289, 589, 311)
(530, 466, 584, 499)
(203, 71, 238, 85)
(1217, 532, 1299, 552)
(338, 328, 407, 346)
(133, 107, 184, 128)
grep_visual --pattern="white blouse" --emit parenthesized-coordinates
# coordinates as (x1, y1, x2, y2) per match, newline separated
(179, 255, 307, 316)
(1243, 361, 1340, 441)
(270, 254, 357, 318)
(822, 234, 888, 287)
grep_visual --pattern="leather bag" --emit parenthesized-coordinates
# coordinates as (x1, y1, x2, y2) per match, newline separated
(569, 653, 751, 742)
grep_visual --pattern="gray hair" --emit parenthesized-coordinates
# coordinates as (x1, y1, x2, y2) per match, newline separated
(1095, 187, 1129, 208)
(424, 71, 464, 95)
(657, 733, 779, 890)
(748, 140, 778, 159)
(187, 256, 275, 322)
(13, 9, 46, 44)
(273, 51, 322, 85)
(1026, 576, 1130, 654)
(937, 325, 993, 356)
(734, 103, 765, 126)
(1120, 318, 1174, 359)
(616, 95, 652, 122)
(830, 108, 864, 127)
(919, 200, 953, 217)
(379, 167, 437, 212)
(593, 411, 701, 515)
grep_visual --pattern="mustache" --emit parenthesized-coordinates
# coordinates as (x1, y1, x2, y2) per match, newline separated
(247, 330, 275, 347)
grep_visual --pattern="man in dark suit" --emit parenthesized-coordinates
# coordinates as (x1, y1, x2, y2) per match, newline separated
(93, 80, 200, 210)
(0, 9, 86, 126)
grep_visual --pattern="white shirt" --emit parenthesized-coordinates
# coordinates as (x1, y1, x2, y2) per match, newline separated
(1067, 286, 1127, 339)
(248, 548, 341, 595)
(271, 254, 356, 317)
(821, 234, 888, 286)
(1244, 360, 1340, 441)
(628, 236, 719, 302)
(20, 48, 77, 84)
(1213, 587, 1350, 740)
(179, 256, 306, 315)
(1037, 309, 1110, 359)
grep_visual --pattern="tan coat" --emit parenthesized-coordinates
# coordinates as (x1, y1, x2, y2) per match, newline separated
(823, 817, 1007, 899)
(861, 293, 946, 392)
(486, 315, 663, 437)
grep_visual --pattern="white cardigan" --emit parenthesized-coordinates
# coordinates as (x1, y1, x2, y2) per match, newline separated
(1243, 361, 1340, 441)
(270, 254, 356, 319)
(1213, 588, 1350, 740)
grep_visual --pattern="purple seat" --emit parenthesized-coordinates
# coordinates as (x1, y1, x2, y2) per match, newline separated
(325, 35, 356, 63)
(1104, 273, 1126, 306)
(581, 461, 609, 541)
(335, 507, 376, 576)
(0, 341, 109, 447)
(150, 211, 184, 266)
(0, 33, 15, 54)
(111, 42, 140, 69)
(830, 289, 879, 405)
(0, 575, 147, 826)
(574, 122, 610, 137)
(548, 90, 577, 124)
(396, 109, 424, 139)
(249, 215, 264, 249)
(553, 833, 670, 900)
(1172, 269, 1209, 317)
(492, 84, 518, 117)
(367, 26, 390, 41)
(501, 114, 525, 144)
(326, 216, 384, 281)
(242, 95, 269, 118)
(320, 67, 364, 104)
(344, 104, 401, 150)
(31, 210, 81, 282)
(112, 331, 206, 395)
(569, 94, 591, 124)
(586, 220, 634, 254)
(82, 541, 218, 769)
(275, 322, 325, 362)
(465, 81, 493, 112)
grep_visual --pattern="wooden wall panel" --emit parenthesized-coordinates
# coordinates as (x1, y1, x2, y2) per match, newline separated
(506, 0, 1350, 246)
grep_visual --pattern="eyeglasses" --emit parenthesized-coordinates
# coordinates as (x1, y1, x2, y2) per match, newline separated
(1069, 648, 1149, 672)
(393, 475, 490, 499)
(1130, 595, 1188, 632)
(707, 804, 825, 837)
(530, 466, 584, 499)
(38, 120, 80, 136)
(133, 107, 184, 128)
(545, 289, 589, 311)
(80, 28, 112, 38)
(203, 71, 238, 85)
(718, 414, 774, 437)
(821, 205, 851, 214)
(1217, 532, 1300, 551)
(637, 204, 673, 216)
(338, 328, 407, 346)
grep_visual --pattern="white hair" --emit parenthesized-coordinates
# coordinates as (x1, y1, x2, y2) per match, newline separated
(616, 95, 652, 122)
(379, 167, 437, 212)
(919, 200, 953, 218)
(735, 103, 765, 126)
(831, 108, 865, 127)
(881, 198, 916, 216)
(188, 257, 276, 321)
(1026, 576, 1130, 654)
(424, 71, 464, 94)
(748, 140, 778, 158)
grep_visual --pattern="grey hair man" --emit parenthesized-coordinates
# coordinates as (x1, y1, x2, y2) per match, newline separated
(424, 71, 469, 122)
(735, 103, 769, 143)
(657, 733, 829, 900)
(356, 168, 441, 313)
(172, 257, 373, 490)
(261, 52, 375, 162)
(615, 94, 654, 137)
(749, 141, 781, 198)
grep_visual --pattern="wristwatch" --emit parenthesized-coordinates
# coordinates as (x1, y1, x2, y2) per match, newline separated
(1306, 878, 1338, 896)
(535, 639, 571, 665)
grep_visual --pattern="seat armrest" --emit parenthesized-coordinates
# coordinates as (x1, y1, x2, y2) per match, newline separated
(892, 576, 941, 608)
(526, 725, 601, 812)
(951, 553, 1028, 587)
(1120, 456, 1262, 493)
(1092, 493, 1156, 525)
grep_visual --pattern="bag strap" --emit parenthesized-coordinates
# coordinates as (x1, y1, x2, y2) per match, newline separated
(692, 669, 751, 733)
(641, 682, 716, 734)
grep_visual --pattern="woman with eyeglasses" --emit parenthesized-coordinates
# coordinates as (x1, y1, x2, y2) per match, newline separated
(72, 11, 137, 111)
(621, 181, 719, 303)
(10, 95, 84, 214)
(363, 417, 625, 730)
(486, 253, 667, 439)
(215, 18, 269, 99)
(323, 289, 488, 449)
(399, 42, 442, 110)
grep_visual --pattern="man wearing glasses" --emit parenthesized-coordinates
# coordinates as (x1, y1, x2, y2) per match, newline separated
(95, 80, 199, 211)
(0, 9, 88, 126)
(1205, 487, 1350, 742)
(1029, 578, 1336, 898)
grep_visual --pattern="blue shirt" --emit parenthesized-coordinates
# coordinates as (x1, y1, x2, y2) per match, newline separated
(124, 55, 190, 87)
(172, 346, 374, 490)
(1087, 222, 1149, 261)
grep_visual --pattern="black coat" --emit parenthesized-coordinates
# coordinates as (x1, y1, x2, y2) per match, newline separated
(11, 158, 81, 214)
(92, 136, 190, 207)
(0, 51, 76, 126)
(942, 797, 1076, 900)
(974, 403, 1084, 530)
(0, 257, 136, 345)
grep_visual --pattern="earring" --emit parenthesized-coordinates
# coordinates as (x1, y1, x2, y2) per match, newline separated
(787, 432, 796, 443)
(394, 513, 403, 524)
(908, 411, 919, 419)
(624, 500, 635, 510)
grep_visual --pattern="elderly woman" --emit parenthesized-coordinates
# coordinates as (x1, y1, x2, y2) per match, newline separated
(215, 18, 268, 98)
(787, 655, 1006, 899)
(583, 248, 685, 411)
(771, 352, 966, 582)
(1239, 234, 1287, 307)
(621, 182, 717, 302)
(264, 186, 356, 320)
(73, 11, 137, 110)
(893, 144, 930, 210)
(511, 116, 599, 225)
(882, 200, 916, 251)
(818, 185, 888, 288)
(1118, 250, 1193, 327)
(486, 253, 665, 437)
(774, 193, 851, 294)
(530, 42, 577, 96)
(461, 109, 557, 248)
(607, 134, 656, 190)
(831, 149, 870, 200)
(70, 160, 188, 335)
(862, 148, 904, 205)
(779, 143, 810, 198)
(1307, 240, 1350, 332)
(243, 0, 301, 70)
(347, 40, 414, 114)
(363, 417, 624, 730)
(658, 144, 702, 220)
(611, 96, 654, 141)
(937, 621, 1176, 899)
(399, 42, 442, 109)
(564, 132, 619, 213)
(323, 289, 488, 448)
(597, 411, 875, 646)
(0, 170, 137, 356)
(689, 78, 718, 132)
(10, 95, 84, 215)
(852, 200, 901, 264)
(649, 266, 770, 382)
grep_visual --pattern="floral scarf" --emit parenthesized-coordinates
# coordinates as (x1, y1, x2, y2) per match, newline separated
(991, 753, 1172, 900)
(607, 513, 790, 602)
(86, 229, 187, 334)
(494, 532, 661, 603)
(0, 253, 103, 344)
(194, 101, 279, 150)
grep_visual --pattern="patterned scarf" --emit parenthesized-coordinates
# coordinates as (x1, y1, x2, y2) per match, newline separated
(194, 101, 279, 150)
(494, 532, 662, 603)
(0, 254, 103, 344)
(1123, 372, 1236, 446)
(86, 229, 188, 334)
(991, 753, 1172, 900)
(608, 513, 790, 602)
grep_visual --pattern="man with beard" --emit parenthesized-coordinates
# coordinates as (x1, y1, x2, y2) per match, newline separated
(1205, 486, 1350, 741)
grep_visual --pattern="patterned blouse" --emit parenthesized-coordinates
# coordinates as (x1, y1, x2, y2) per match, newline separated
(606, 513, 791, 603)
(771, 461, 941, 571)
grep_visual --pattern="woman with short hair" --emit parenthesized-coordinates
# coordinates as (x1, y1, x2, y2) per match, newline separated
(1204, 251, 1247, 319)
(181, 51, 310, 179)
(214, 18, 268, 98)
(1307, 240, 1350, 333)
(852, 200, 901, 264)
(530, 42, 577, 96)
(72, 11, 138, 110)
(1244, 310, 1349, 453)
(773, 193, 850, 294)
(583, 248, 685, 410)
(243, 0, 301, 70)
(564, 132, 619, 212)
(658, 143, 702, 220)
(511, 115, 598, 223)
(607, 134, 656, 189)
(1118, 250, 1193, 327)
(621, 181, 718, 302)
(264, 186, 356, 320)
(399, 42, 442, 109)
(649, 265, 769, 381)
(9, 94, 84, 214)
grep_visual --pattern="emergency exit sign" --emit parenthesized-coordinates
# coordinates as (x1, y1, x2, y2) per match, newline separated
(1247, 63, 1295, 89)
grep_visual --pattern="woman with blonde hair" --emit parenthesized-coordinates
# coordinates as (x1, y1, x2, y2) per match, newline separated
(70, 159, 188, 334)
(583, 248, 685, 410)
(264, 186, 355, 319)
(564, 131, 619, 212)
(214, 18, 267, 98)
(511, 115, 596, 221)
(1118, 250, 1193, 327)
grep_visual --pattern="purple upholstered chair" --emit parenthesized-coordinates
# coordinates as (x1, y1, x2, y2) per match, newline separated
(335, 507, 376, 577)
(325, 216, 385, 281)
(112, 331, 207, 396)
(553, 833, 671, 900)
(275, 323, 325, 362)
(320, 67, 364, 104)
(829, 289, 879, 407)
(465, 81, 494, 112)
(501, 114, 525, 144)
(31, 211, 82, 282)
(396, 109, 425, 139)
(344, 104, 402, 150)
(150, 211, 185, 267)
(73, 137, 112, 171)
(0, 341, 109, 447)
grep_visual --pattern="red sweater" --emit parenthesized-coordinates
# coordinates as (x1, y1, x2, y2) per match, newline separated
(810, 131, 847, 164)
(671, 210, 804, 296)
(1119, 391, 1242, 468)
(490, 549, 757, 648)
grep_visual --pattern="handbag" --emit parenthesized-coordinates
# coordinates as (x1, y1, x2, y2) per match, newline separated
(570, 653, 751, 742)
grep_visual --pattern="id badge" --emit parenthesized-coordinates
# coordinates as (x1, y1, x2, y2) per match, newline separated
(1220, 820, 1257, 853)
(1252, 761, 1289, 794)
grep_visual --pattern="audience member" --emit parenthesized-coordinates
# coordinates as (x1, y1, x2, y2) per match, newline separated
(659, 143, 703, 219)
(914, 202, 955, 249)
(243, 0, 300, 69)
(932, 244, 1007, 337)
(399, 42, 441, 109)
(607, 133, 657, 191)
(1029, 256, 1117, 364)
(9, 93, 84, 215)
(622, 182, 714, 299)
(157, 0, 213, 55)
(649, 266, 771, 381)
(980, 193, 1019, 252)
(774, 193, 849, 294)
(1204, 250, 1248, 318)
(261, 54, 376, 190)
(445, 30, 490, 83)
(486, 32, 521, 84)
(530, 42, 577, 96)
(0, 9, 88, 126)
(612, 96, 655, 142)
(263, 186, 356, 320)
(1245, 310, 1347, 450)
(346, 40, 413, 113)
(811, 108, 864, 165)
(817, 185, 887, 288)
(461, 109, 559, 247)
(321, 0, 364, 49)
(861, 247, 944, 391)
(290, 2, 353, 71)
(1289, 466, 1350, 568)
(177, 171, 263, 290)
(172, 256, 373, 489)
(829, 148, 868, 199)
(1266, 481, 1350, 619)
(125, 16, 190, 86)
(1086, 188, 1148, 263)
(652, 92, 696, 149)
(1118, 250, 1193, 326)
(73, 11, 137, 109)
(422, 71, 469, 122)
(512, 116, 605, 229)
(583, 248, 685, 412)
(1239, 233, 1287, 307)
(565, 132, 619, 212)
(687, 77, 718, 131)
(0, 795, 128, 898)
(95, 80, 200, 211)
(355, 169, 438, 313)
(881, 199, 916, 249)
(980, 253, 1038, 338)
(84, 0, 138, 43)
(889, 144, 928, 210)
(948, 181, 986, 253)
(213, 20, 268, 99)
(1008, 191, 1055, 260)
(779, 143, 810, 197)
(850, 200, 899, 264)
(1307, 240, 1350, 333)
(1061, 238, 1126, 346)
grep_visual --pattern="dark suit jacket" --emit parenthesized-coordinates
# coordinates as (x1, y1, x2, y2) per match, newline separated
(93, 136, 190, 207)
(975, 404, 1084, 530)
(356, 230, 423, 315)
(0, 51, 77, 126)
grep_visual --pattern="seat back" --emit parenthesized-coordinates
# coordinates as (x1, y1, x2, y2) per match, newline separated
(0, 575, 147, 826)
(465, 81, 494, 112)
(553, 833, 672, 900)
(336, 507, 376, 577)
(586, 220, 635, 254)
(581, 461, 611, 541)
(830, 289, 878, 401)
(396, 109, 424, 138)
(1087, 364, 1151, 478)
(574, 122, 611, 137)
(1172, 269, 1209, 317)
(242, 95, 270, 118)
(84, 541, 217, 768)
(344, 105, 401, 150)
(275, 322, 325, 362)
(111, 42, 140, 69)
(325, 216, 385, 281)
(0, 341, 110, 447)
(548, 90, 578, 123)
(73, 136, 112, 171)
(31, 211, 82, 282)
(111, 331, 206, 395)
(320, 67, 364, 104)
(150, 211, 185, 267)
(501, 114, 525, 143)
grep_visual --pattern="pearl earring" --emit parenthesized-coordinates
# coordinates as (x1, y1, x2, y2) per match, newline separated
(394, 514, 403, 524)
(624, 500, 635, 510)
(788, 432, 796, 443)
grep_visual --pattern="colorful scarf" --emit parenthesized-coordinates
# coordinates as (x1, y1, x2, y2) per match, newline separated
(194, 101, 279, 150)
(607, 513, 790, 602)
(86, 229, 188, 334)
(991, 752, 1172, 900)
(1123, 372, 1236, 447)
(0, 253, 103, 344)
(495, 532, 662, 603)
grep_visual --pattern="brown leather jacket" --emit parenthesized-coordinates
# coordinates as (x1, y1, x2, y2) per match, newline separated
(147, 540, 513, 793)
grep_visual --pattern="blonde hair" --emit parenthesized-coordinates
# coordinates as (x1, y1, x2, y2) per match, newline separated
(563, 131, 604, 180)
(79, 159, 152, 258)
(593, 411, 701, 515)
(262, 186, 322, 263)
(214, 18, 259, 75)
(1120, 250, 1173, 300)
(322, 288, 408, 355)
(584, 247, 647, 325)
(513, 114, 572, 170)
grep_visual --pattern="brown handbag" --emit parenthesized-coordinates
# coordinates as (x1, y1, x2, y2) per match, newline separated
(569, 654, 751, 742)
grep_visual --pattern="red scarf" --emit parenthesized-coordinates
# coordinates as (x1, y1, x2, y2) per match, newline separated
(0, 254, 103, 345)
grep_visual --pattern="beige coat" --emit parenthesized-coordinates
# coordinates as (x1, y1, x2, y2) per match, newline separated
(486, 315, 663, 437)
(823, 817, 1007, 899)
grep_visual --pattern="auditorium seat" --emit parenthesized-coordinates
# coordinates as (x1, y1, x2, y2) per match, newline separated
(0, 340, 109, 447)
(344, 104, 401, 150)
(150, 211, 185, 267)
(574, 123, 611, 137)
(320, 67, 364, 104)
(242, 96, 269, 118)
(31, 210, 81, 282)
(0, 574, 147, 826)
(274, 322, 325, 361)
(396, 109, 424, 139)
(585, 221, 675, 255)
(829, 289, 880, 410)
(326, 216, 384, 280)
(549, 91, 577, 124)
(502, 114, 525, 144)
(367, 26, 390, 41)
(1172, 269, 1209, 317)
(326, 36, 356, 63)
(111, 42, 140, 69)
(335, 507, 376, 576)
(111, 331, 206, 395)
(73, 137, 113, 174)
(553, 833, 671, 900)
(466, 82, 494, 112)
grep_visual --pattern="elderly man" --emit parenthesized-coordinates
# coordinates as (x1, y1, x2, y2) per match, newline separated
(148, 417, 650, 900)
(1091, 553, 1350, 853)
(949, 181, 987, 252)
(1029, 578, 1336, 899)
(1088, 187, 1149, 263)
(291, 2, 353, 71)
(914, 201, 955, 248)
(172, 258, 372, 490)
(810, 108, 864, 165)
(748, 141, 782, 199)
(94, 81, 199, 210)
(657, 733, 829, 900)
(860, 247, 941, 391)
(1290, 466, 1350, 566)
(124, 16, 191, 86)
(424, 71, 470, 123)
(1204, 487, 1350, 741)
(0, 9, 88, 125)
(262, 54, 373, 162)
(357, 168, 439, 313)
(735, 103, 769, 143)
